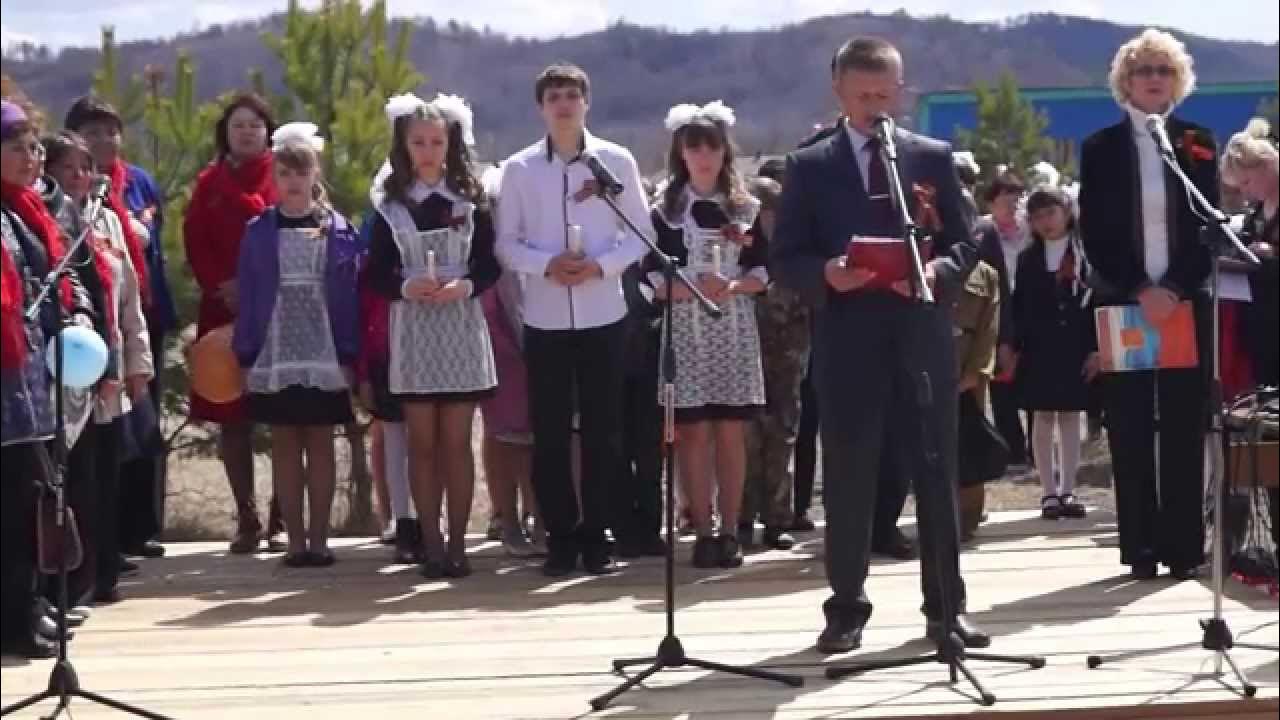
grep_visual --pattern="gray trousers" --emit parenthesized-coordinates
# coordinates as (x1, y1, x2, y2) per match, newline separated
(814, 295, 966, 626)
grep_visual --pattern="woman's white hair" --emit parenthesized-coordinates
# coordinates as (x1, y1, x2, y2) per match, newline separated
(1221, 117, 1279, 185)
(1108, 28, 1197, 108)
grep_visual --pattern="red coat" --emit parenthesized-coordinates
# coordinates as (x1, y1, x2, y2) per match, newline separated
(183, 153, 276, 422)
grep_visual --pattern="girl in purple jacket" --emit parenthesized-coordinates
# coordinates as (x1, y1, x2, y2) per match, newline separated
(232, 123, 362, 568)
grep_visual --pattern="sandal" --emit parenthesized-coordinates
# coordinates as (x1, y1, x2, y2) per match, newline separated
(1040, 495, 1062, 520)
(1058, 494, 1087, 518)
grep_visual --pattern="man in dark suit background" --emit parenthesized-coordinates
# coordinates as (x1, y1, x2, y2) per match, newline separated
(771, 36, 989, 654)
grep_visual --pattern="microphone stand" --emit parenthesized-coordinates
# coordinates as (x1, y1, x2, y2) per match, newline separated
(587, 187, 804, 711)
(825, 122, 1046, 706)
(2, 189, 170, 720)
(1086, 148, 1275, 696)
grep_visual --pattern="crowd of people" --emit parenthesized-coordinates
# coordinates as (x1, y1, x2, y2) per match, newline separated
(2, 26, 1277, 659)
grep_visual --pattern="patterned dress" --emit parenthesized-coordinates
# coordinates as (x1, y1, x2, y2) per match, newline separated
(649, 191, 767, 422)
(367, 181, 500, 401)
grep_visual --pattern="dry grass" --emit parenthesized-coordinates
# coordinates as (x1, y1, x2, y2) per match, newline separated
(161, 417, 1115, 542)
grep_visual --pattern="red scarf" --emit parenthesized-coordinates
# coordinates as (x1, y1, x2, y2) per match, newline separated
(107, 159, 151, 308)
(1, 244, 24, 369)
(1, 179, 74, 368)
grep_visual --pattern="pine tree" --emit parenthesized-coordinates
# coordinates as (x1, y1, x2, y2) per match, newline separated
(90, 27, 147, 133)
(263, 0, 424, 219)
(956, 71, 1053, 198)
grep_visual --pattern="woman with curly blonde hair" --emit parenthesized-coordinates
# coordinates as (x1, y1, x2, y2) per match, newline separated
(1078, 28, 1219, 581)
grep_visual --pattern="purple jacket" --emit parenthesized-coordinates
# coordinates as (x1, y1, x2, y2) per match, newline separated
(232, 208, 363, 369)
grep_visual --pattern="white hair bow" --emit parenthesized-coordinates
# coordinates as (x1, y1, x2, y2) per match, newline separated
(664, 100, 737, 133)
(952, 150, 980, 175)
(385, 93, 428, 124)
(1030, 161, 1060, 188)
(429, 93, 476, 148)
(271, 122, 325, 153)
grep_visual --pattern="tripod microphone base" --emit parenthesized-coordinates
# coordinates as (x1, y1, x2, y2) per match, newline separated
(1085, 617, 1261, 698)
(826, 633, 1045, 707)
(0, 659, 171, 719)
(590, 635, 804, 711)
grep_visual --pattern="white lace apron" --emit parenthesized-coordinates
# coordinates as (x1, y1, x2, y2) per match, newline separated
(379, 197, 497, 395)
(246, 226, 347, 393)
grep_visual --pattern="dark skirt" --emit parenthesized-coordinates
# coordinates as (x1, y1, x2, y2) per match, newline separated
(395, 388, 496, 405)
(675, 403, 763, 424)
(367, 363, 405, 423)
(249, 386, 354, 426)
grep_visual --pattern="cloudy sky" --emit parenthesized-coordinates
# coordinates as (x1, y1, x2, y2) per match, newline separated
(2, 0, 1277, 50)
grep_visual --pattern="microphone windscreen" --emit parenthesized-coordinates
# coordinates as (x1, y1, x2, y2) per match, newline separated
(690, 200, 730, 229)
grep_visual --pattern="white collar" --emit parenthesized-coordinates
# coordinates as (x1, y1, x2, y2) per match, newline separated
(541, 128, 598, 163)
(407, 179, 459, 205)
(845, 122, 874, 154)
(1126, 104, 1169, 141)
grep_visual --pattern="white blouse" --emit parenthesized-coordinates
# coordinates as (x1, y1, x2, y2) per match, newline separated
(1127, 105, 1170, 284)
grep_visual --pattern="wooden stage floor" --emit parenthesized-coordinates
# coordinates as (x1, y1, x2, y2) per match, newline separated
(2, 509, 1277, 719)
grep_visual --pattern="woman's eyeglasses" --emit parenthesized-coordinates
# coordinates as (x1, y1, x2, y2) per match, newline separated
(1131, 64, 1175, 79)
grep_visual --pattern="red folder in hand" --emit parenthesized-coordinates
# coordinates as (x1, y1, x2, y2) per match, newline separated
(845, 236, 933, 290)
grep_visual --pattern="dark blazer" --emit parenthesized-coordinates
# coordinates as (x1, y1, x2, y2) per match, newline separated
(974, 218, 1017, 345)
(771, 119, 977, 310)
(1078, 114, 1218, 304)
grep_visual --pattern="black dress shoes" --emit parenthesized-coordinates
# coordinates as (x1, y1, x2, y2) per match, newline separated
(872, 529, 918, 560)
(1130, 560, 1159, 580)
(816, 620, 863, 654)
(926, 615, 991, 649)
(125, 541, 166, 558)
(1169, 564, 1201, 581)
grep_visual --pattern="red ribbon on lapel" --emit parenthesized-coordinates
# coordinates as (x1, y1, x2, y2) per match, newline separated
(912, 182, 941, 233)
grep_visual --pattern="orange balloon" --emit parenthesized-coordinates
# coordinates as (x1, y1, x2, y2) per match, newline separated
(190, 325, 244, 404)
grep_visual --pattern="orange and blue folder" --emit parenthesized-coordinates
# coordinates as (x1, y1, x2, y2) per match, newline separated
(1095, 302, 1199, 372)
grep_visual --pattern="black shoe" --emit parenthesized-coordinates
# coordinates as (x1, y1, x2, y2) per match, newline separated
(542, 543, 579, 578)
(444, 557, 473, 579)
(582, 544, 617, 575)
(36, 598, 85, 629)
(125, 541, 165, 558)
(421, 560, 446, 579)
(871, 529, 917, 560)
(119, 557, 140, 576)
(34, 614, 73, 642)
(719, 533, 745, 568)
(308, 549, 336, 568)
(762, 527, 796, 550)
(736, 522, 756, 550)
(282, 551, 310, 568)
(92, 587, 122, 605)
(1130, 560, 1159, 580)
(617, 535, 667, 558)
(789, 512, 816, 533)
(3, 633, 57, 659)
(692, 536, 720, 568)
(393, 518, 421, 564)
(1058, 494, 1087, 519)
(927, 616, 991, 649)
(1040, 495, 1062, 520)
(1169, 564, 1201, 581)
(816, 620, 863, 654)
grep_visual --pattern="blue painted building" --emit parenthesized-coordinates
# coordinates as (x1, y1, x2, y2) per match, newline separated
(916, 81, 1278, 150)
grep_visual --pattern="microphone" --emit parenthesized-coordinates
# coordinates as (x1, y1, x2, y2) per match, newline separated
(1145, 114, 1175, 157)
(581, 151, 624, 196)
(872, 113, 898, 160)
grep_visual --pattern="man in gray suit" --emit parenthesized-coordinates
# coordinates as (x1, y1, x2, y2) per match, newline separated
(770, 36, 989, 654)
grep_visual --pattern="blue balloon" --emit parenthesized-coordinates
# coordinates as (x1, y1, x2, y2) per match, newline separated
(46, 325, 109, 389)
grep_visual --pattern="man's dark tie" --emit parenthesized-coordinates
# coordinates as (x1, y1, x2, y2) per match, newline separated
(863, 137, 898, 235)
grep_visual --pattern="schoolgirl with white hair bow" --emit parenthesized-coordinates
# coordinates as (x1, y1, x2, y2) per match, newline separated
(363, 92, 500, 579)
(647, 99, 768, 570)
(232, 121, 364, 569)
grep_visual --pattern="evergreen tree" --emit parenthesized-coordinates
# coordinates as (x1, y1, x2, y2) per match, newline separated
(956, 71, 1053, 197)
(264, 0, 424, 219)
